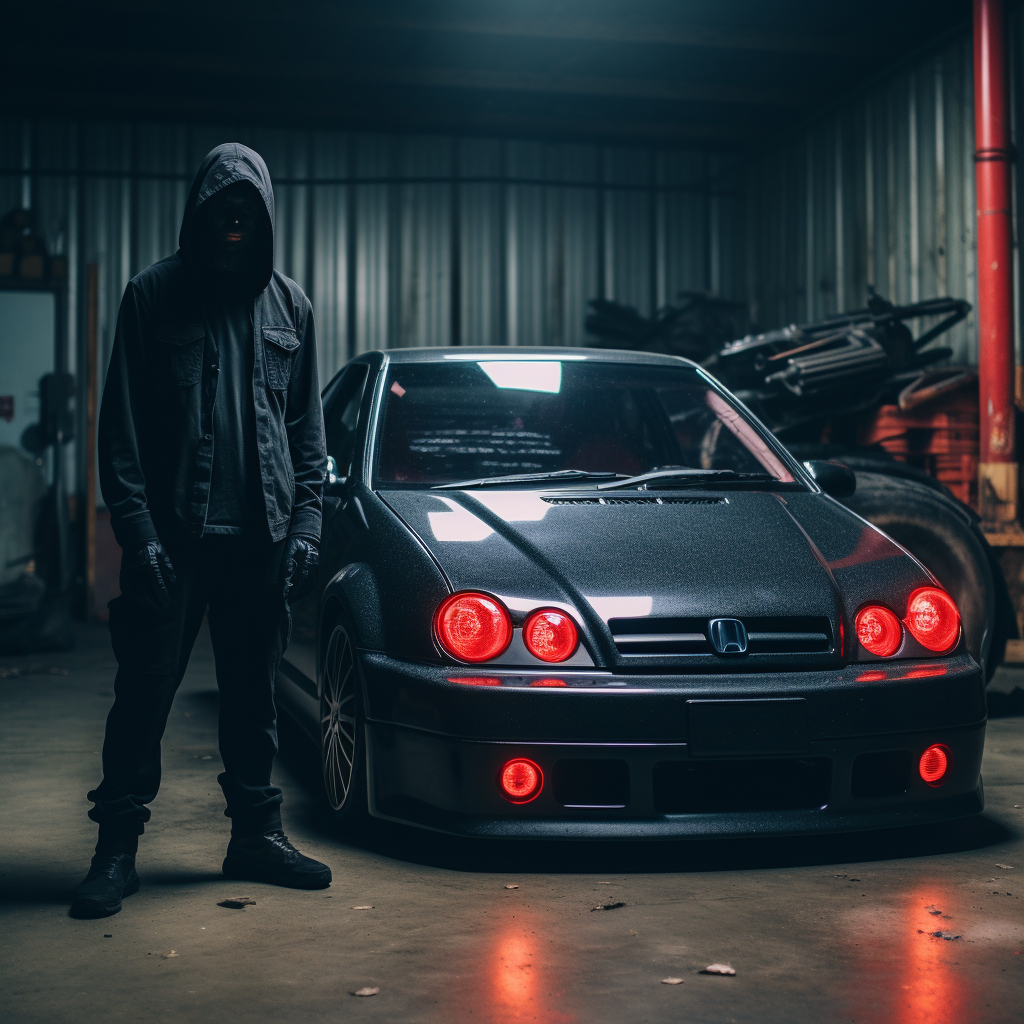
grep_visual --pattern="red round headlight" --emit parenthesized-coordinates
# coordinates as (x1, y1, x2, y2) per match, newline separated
(919, 743, 951, 786)
(435, 592, 512, 663)
(523, 609, 579, 663)
(855, 605, 903, 657)
(905, 587, 960, 653)
(499, 758, 543, 803)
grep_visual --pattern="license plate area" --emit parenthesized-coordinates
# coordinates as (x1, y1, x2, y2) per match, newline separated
(687, 698, 809, 757)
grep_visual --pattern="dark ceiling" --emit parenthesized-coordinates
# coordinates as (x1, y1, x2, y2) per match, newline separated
(7, 0, 974, 148)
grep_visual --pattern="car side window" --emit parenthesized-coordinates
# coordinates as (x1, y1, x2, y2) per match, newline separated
(324, 364, 370, 481)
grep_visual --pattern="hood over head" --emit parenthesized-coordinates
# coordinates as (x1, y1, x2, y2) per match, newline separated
(178, 143, 275, 293)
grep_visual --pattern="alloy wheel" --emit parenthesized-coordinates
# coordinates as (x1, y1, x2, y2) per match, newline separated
(321, 624, 357, 811)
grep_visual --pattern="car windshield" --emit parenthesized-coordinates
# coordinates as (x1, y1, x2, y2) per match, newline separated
(373, 358, 798, 489)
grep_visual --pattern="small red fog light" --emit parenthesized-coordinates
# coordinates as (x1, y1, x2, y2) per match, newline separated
(905, 588, 961, 653)
(856, 605, 903, 657)
(523, 609, 579, 662)
(435, 592, 512, 663)
(499, 758, 543, 803)
(918, 743, 951, 787)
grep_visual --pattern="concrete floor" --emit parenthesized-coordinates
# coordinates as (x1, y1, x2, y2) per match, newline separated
(1, 623, 1022, 1024)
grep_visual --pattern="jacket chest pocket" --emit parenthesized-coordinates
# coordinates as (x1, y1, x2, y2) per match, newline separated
(155, 323, 205, 386)
(263, 326, 300, 390)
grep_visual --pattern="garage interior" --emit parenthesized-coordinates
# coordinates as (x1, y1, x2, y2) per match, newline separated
(1, 2, 1022, 1022)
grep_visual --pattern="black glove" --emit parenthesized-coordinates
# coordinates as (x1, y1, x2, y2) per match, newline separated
(119, 540, 177, 611)
(281, 535, 319, 604)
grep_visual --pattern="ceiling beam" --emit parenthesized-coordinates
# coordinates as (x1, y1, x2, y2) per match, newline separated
(23, 2, 858, 57)
(0, 87, 748, 147)
(12, 47, 805, 109)
(336, 9, 856, 56)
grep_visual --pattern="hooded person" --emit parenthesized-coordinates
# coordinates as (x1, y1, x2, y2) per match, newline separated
(72, 144, 331, 919)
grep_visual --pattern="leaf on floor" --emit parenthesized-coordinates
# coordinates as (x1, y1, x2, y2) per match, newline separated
(661, 977, 684, 985)
(352, 987, 380, 997)
(701, 964, 735, 975)
(504, 885, 519, 890)
(996, 863, 1015, 870)
(351, 906, 374, 910)
(591, 902, 626, 911)
(218, 896, 256, 909)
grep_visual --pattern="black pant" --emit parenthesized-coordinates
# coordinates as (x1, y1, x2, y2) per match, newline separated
(89, 535, 287, 847)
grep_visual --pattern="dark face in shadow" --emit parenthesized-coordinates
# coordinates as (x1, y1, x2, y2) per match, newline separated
(196, 181, 266, 280)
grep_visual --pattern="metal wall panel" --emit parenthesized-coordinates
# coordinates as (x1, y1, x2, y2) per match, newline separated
(743, 33, 990, 363)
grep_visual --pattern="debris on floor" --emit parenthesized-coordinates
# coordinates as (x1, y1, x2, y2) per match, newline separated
(351, 905, 374, 910)
(591, 902, 626, 911)
(996, 863, 1015, 869)
(661, 977, 684, 985)
(0, 665, 69, 677)
(701, 964, 736, 975)
(920, 930, 962, 940)
(218, 896, 256, 909)
(163, 950, 179, 959)
(504, 885, 519, 890)
(103, 933, 112, 938)
(352, 987, 379, 997)
(925, 905, 942, 915)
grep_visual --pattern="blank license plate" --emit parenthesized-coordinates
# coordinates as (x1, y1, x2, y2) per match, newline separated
(687, 698, 809, 757)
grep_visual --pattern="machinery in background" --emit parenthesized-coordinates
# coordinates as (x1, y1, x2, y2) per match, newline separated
(0, 209, 74, 652)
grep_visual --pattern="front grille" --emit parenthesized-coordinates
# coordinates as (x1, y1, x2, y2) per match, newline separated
(552, 759, 630, 808)
(653, 758, 832, 813)
(542, 496, 726, 506)
(851, 750, 911, 798)
(609, 616, 833, 657)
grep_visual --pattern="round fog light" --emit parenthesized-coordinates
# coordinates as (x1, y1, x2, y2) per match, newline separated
(918, 743, 951, 787)
(499, 758, 543, 803)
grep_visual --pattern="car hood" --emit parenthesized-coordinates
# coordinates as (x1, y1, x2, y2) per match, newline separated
(378, 488, 932, 657)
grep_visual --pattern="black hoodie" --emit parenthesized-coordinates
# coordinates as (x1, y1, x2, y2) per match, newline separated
(98, 144, 326, 549)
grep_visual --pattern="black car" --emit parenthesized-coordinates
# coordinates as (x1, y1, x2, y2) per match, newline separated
(278, 347, 984, 839)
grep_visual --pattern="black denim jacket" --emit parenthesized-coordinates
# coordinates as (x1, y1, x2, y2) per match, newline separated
(98, 144, 326, 549)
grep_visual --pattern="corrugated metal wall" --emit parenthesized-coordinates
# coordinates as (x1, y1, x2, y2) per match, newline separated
(744, 22, 1021, 365)
(0, 120, 744, 397)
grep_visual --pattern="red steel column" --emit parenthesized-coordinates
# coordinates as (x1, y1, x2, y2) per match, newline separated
(974, 0, 1018, 527)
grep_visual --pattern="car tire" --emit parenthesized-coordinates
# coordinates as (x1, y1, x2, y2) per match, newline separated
(839, 471, 1004, 680)
(320, 619, 369, 830)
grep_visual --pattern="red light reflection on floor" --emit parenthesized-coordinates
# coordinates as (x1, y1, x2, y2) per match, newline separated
(843, 885, 976, 1024)
(441, 913, 575, 1024)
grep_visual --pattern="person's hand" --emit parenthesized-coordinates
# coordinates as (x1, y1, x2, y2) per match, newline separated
(120, 540, 177, 611)
(281, 535, 319, 604)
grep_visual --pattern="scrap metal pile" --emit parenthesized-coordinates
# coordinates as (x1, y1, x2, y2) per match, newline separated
(586, 289, 972, 443)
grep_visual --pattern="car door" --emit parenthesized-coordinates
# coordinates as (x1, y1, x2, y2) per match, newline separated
(280, 362, 371, 701)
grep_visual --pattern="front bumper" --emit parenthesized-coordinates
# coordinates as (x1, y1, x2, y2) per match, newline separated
(360, 651, 987, 839)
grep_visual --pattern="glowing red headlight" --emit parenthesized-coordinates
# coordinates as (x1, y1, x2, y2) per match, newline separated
(499, 758, 543, 803)
(905, 587, 960, 653)
(435, 592, 512, 663)
(855, 605, 903, 657)
(918, 743, 951, 786)
(523, 609, 579, 663)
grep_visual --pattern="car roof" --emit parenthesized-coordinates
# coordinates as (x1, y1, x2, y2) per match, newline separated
(367, 346, 700, 368)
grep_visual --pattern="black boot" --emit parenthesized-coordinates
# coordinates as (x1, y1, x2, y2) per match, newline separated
(222, 831, 332, 890)
(70, 853, 140, 918)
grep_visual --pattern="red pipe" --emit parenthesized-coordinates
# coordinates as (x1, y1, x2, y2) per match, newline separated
(974, 0, 1015, 464)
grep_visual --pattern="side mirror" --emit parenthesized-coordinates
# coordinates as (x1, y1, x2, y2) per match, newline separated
(803, 460, 856, 498)
(325, 455, 347, 495)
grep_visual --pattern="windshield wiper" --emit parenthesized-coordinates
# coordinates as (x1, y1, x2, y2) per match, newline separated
(432, 469, 628, 490)
(597, 468, 775, 491)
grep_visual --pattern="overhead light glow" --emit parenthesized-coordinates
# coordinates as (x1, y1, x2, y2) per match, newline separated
(478, 361, 562, 394)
